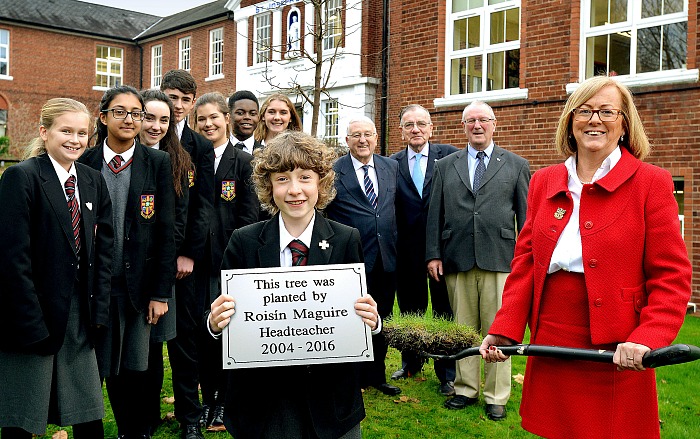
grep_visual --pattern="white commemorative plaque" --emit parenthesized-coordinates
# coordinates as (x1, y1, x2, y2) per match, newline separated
(221, 263, 374, 369)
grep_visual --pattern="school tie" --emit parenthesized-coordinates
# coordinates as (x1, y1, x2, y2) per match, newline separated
(108, 154, 127, 174)
(362, 165, 378, 209)
(288, 239, 308, 266)
(65, 175, 81, 253)
(473, 151, 486, 191)
(412, 153, 424, 197)
(235, 142, 246, 150)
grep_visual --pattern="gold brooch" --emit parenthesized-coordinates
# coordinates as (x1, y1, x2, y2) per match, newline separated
(554, 208, 566, 220)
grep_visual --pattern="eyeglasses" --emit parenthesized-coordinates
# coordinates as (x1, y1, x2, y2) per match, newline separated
(348, 132, 376, 139)
(103, 108, 146, 121)
(572, 108, 623, 122)
(463, 118, 495, 125)
(401, 121, 431, 130)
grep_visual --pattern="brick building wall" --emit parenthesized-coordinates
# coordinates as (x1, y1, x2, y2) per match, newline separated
(140, 18, 238, 98)
(386, 0, 700, 303)
(0, 24, 140, 148)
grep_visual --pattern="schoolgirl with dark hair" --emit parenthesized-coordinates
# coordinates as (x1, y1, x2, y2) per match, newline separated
(79, 85, 177, 439)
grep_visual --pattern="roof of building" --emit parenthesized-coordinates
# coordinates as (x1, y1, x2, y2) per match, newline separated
(0, 0, 160, 41)
(136, 0, 230, 40)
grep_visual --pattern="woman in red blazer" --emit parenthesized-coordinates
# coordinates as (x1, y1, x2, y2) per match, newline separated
(480, 76, 691, 439)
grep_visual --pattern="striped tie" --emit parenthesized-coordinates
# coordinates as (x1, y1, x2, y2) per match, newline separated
(362, 165, 378, 209)
(288, 239, 308, 266)
(108, 154, 129, 174)
(65, 175, 81, 253)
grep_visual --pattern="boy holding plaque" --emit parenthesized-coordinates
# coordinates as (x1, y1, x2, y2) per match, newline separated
(208, 130, 380, 439)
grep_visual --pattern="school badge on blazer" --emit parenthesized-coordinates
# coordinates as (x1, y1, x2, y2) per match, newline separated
(187, 169, 195, 188)
(141, 194, 155, 219)
(221, 180, 236, 201)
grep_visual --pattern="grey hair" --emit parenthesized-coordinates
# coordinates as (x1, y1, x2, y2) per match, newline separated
(462, 100, 496, 121)
(346, 115, 376, 135)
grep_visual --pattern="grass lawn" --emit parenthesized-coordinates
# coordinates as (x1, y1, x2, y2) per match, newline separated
(44, 314, 700, 438)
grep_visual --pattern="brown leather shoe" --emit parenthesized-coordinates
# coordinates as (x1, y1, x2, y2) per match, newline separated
(443, 395, 478, 409)
(485, 404, 507, 421)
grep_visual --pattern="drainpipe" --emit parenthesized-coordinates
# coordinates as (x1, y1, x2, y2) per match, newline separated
(379, 0, 389, 156)
(136, 41, 144, 89)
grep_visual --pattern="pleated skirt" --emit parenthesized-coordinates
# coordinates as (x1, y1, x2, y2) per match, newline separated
(520, 271, 659, 439)
(0, 288, 103, 434)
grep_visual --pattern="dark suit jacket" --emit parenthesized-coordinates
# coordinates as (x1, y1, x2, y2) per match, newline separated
(180, 124, 215, 261)
(80, 142, 177, 311)
(391, 143, 458, 265)
(426, 144, 530, 274)
(208, 142, 259, 277)
(220, 213, 366, 439)
(324, 153, 398, 272)
(0, 154, 113, 354)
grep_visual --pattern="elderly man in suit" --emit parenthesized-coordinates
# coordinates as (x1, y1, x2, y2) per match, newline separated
(324, 115, 401, 396)
(390, 105, 458, 396)
(426, 101, 530, 420)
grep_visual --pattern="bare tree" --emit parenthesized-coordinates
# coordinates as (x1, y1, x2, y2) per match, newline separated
(257, 0, 364, 137)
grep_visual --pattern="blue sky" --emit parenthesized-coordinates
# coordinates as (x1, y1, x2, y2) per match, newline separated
(80, 0, 219, 17)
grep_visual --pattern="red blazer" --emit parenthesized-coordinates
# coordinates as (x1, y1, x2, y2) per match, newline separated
(490, 147, 691, 350)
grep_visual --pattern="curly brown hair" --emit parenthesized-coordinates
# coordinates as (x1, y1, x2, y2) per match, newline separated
(252, 131, 337, 215)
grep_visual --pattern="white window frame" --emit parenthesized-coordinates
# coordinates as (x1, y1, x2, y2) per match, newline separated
(0, 29, 10, 80)
(94, 45, 123, 91)
(179, 36, 191, 71)
(436, 0, 527, 108)
(255, 13, 272, 64)
(323, 0, 343, 51)
(323, 99, 339, 144)
(572, 0, 696, 92)
(151, 44, 162, 88)
(207, 28, 224, 80)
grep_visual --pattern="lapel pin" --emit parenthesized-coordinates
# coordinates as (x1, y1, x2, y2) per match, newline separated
(319, 240, 330, 250)
(554, 207, 566, 220)
(496, 157, 501, 161)
(85, 202, 93, 211)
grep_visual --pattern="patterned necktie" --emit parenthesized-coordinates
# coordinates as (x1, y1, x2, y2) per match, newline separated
(473, 151, 486, 192)
(108, 154, 128, 174)
(412, 153, 424, 197)
(65, 175, 81, 253)
(288, 239, 308, 266)
(362, 165, 378, 209)
(235, 142, 246, 151)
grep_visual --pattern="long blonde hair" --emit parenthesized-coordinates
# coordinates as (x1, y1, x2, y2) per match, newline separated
(24, 98, 92, 160)
(253, 94, 302, 142)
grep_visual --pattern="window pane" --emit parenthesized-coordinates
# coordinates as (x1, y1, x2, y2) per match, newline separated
(453, 0, 484, 14)
(0, 47, 5, 58)
(490, 8, 518, 44)
(453, 16, 480, 50)
(96, 60, 107, 73)
(590, 0, 627, 27)
(487, 48, 519, 90)
(451, 55, 483, 94)
(0, 61, 6, 76)
(638, 22, 687, 73)
(111, 63, 120, 75)
(585, 33, 630, 78)
(0, 30, 7, 45)
(642, 0, 683, 18)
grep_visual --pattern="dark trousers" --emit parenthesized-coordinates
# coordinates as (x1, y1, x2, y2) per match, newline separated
(396, 258, 456, 383)
(361, 254, 396, 387)
(106, 369, 150, 436)
(167, 274, 203, 426)
(141, 342, 166, 430)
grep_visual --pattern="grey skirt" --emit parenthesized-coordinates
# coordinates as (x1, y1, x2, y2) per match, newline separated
(96, 277, 151, 378)
(0, 289, 103, 434)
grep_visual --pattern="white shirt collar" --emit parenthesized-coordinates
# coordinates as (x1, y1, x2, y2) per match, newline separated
(408, 143, 429, 160)
(350, 154, 375, 171)
(176, 119, 186, 140)
(214, 142, 228, 159)
(279, 212, 316, 254)
(467, 142, 494, 159)
(229, 134, 255, 149)
(48, 154, 77, 187)
(103, 140, 136, 164)
(566, 146, 622, 186)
